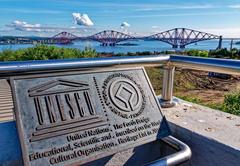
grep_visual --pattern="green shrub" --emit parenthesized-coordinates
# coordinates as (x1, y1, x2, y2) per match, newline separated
(209, 48, 240, 59)
(186, 49, 208, 57)
(222, 91, 240, 115)
(0, 45, 97, 61)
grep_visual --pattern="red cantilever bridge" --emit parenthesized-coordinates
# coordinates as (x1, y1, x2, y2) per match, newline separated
(53, 30, 135, 46)
(52, 28, 222, 48)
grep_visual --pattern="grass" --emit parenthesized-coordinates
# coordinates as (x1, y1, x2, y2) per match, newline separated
(145, 67, 163, 95)
(175, 93, 240, 116)
(175, 95, 224, 111)
(222, 91, 240, 115)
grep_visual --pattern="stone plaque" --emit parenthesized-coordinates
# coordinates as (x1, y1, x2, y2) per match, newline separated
(11, 67, 170, 166)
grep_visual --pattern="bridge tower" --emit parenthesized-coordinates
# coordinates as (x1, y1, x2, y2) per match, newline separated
(147, 28, 220, 49)
(230, 39, 233, 51)
(52, 32, 77, 44)
(89, 30, 135, 46)
(217, 36, 223, 50)
(172, 28, 179, 48)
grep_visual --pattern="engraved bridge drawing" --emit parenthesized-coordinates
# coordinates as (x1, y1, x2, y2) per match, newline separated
(28, 79, 107, 142)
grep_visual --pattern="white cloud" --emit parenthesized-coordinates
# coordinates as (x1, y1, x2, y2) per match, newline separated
(151, 26, 159, 29)
(7, 20, 42, 32)
(72, 13, 94, 26)
(150, 26, 163, 34)
(200, 28, 240, 38)
(120, 22, 130, 28)
(228, 5, 240, 9)
(5, 20, 97, 36)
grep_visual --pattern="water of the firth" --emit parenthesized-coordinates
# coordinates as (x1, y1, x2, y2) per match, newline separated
(0, 40, 239, 53)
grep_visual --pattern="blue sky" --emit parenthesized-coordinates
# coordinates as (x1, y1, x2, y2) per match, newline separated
(1, 0, 240, 37)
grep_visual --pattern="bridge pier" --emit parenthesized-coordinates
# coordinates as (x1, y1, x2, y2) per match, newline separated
(100, 43, 116, 46)
(217, 36, 222, 49)
(172, 45, 178, 49)
(180, 45, 185, 49)
(101, 43, 107, 46)
(230, 39, 233, 51)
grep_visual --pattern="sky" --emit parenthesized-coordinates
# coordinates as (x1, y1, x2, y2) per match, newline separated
(1, 0, 240, 37)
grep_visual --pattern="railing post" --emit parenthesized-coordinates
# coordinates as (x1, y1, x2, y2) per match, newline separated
(160, 65, 176, 108)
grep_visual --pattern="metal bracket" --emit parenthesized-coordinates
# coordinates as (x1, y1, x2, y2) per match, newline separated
(146, 136, 192, 166)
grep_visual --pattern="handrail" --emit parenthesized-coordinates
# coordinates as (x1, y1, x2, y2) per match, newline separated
(170, 55, 240, 75)
(0, 55, 239, 75)
(0, 55, 169, 75)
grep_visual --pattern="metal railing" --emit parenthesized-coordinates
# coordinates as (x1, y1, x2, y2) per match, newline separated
(0, 54, 240, 166)
(0, 55, 169, 75)
(170, 55, 240, 75)
(0, 54, 239, 107)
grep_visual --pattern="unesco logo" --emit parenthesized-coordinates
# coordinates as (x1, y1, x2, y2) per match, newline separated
(102, 73, 146, 119)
